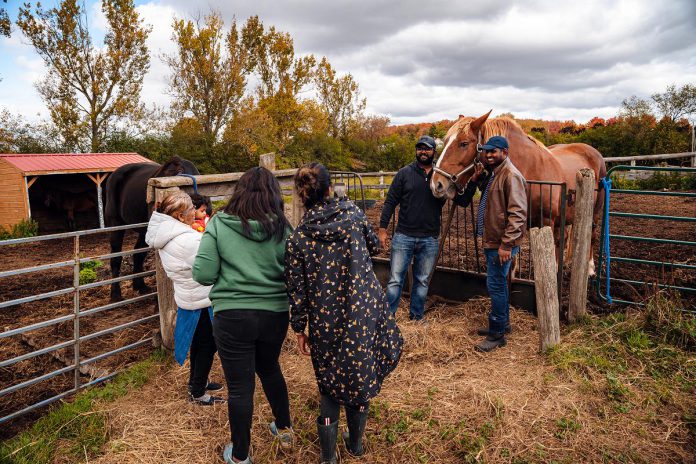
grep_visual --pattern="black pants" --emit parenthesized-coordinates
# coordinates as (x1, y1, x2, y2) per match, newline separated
(188, 310, 217, 397)
(320, 393, 369, 424)
(213, 309, 291, 461)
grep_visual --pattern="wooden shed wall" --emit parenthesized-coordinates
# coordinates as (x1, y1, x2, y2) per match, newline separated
(0, 159, 29, 230)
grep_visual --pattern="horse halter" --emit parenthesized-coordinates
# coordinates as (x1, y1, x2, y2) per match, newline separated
(433, 132, 483, 195)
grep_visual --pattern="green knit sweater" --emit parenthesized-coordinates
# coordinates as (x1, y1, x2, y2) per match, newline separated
(192, 212, 289, 314)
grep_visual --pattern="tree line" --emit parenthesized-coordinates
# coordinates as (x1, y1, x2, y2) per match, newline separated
(1, 0, 694, 174)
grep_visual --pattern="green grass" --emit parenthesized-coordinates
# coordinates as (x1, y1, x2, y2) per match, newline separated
(0, 349, 167, 464)
(0, 219, 39, 241)
(547, 292, 695, 419)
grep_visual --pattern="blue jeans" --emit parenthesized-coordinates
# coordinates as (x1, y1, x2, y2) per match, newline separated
(484, 246, 520, 335)
(386, 232, 439, 320)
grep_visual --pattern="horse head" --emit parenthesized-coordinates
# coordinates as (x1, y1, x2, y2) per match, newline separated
(151, 156, 200, 178)
(431, 111, 491, 199)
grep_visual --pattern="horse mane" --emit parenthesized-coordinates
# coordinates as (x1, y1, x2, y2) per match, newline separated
(455, 116, 551, 154)
(151, 156, 185, 178)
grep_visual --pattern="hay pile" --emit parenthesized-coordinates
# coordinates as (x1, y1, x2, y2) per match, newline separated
(91, 298, 694, 463)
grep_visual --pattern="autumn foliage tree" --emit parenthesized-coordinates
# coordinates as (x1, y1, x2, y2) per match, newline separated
(164, 12, 249, 143)
(314, 57, 366, 139)
(17, 0, 151, 152)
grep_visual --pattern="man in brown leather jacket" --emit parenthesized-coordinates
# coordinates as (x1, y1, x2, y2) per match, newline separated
(468, 136, 527, 352)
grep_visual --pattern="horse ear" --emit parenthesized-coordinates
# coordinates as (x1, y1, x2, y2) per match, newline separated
(470, 110, 492, 134)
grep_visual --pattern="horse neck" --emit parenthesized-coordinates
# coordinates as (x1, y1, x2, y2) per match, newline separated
(484, 124, 562, 180)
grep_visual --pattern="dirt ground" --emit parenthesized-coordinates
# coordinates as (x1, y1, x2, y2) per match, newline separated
(0, 231, 158, 438)
(87, 300, 694, 464)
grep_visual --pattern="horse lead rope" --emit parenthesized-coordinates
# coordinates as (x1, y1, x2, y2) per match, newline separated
(600, 177, 613, 304)
(176, 173, 199, 194)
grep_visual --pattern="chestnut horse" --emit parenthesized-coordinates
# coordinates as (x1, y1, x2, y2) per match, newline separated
(430, 111, 606, 275)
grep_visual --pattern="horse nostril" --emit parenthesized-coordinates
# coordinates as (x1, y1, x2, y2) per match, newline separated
(436, 181, 444, 192)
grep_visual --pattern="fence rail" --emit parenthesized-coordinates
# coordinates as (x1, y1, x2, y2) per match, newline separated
(0, 223, 157, 425)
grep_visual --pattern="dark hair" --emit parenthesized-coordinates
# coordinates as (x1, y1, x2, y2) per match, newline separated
(223, 167, 290, 242)
(294, 162, 331, 209)
(190, 193, 212, 216)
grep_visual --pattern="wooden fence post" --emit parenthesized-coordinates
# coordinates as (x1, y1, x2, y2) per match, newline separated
(259, 152, 276, 171)
(379, 170, 385, 198)
(150, 186, 180, 351)
(290, 186, 304, 228)
(568, 168, 596, 322)
(530, 226, 560, 351)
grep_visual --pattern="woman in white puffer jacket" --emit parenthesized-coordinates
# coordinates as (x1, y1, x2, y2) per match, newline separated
(145, 192, 224, 405)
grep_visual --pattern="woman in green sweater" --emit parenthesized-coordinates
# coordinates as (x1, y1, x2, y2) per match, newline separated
(192, 167, 293, 464)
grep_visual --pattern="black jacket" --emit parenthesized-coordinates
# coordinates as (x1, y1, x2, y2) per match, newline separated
(379, 162, 475, 237)
(285, 198, 403, 406)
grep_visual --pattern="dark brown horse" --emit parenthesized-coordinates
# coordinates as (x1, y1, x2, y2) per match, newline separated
(43, 189, 97, 230)
(104, 156, 199, 301)
(430, 111, 606, 274)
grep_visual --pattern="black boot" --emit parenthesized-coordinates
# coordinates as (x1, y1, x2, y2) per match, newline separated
(476, 324, 512, 336)
(475, 334, 507, 352)
(342, 406, 369, 456)
(316, 418, 338, 464)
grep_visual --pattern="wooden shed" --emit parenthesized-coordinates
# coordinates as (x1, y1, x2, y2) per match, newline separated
(0, 153, 153, 233)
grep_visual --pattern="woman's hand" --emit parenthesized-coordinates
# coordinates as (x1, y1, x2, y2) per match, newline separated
(296, 332, 311, 356)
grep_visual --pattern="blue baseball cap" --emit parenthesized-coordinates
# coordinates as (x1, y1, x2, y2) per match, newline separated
(415, 135, 436, 149)
(480, 135, 509, 151)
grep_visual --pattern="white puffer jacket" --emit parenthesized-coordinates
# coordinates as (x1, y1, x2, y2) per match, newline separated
(145, 212, 212, 310)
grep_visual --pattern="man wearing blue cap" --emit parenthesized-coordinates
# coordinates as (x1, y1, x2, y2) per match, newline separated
(379, 135, 483, 322)
(468, 135, 527, 352)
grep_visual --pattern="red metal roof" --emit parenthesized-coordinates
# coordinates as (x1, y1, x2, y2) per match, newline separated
(0, 153, 154, 174)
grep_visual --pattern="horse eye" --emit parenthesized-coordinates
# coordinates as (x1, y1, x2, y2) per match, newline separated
(458, 141, 468, 148)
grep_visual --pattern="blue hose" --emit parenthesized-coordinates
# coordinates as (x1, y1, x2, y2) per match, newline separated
(600, 177, 612, 304)
(176, 173, 198, 194)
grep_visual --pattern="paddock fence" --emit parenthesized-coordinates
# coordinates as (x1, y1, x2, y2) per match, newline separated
(0, 223, 156, 426)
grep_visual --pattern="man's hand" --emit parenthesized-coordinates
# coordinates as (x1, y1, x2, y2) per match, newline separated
(498, 247, 512, 264)
(296, 332, 311, 356)
(470, 162, 484, 182)
(378, 228, 388, 248)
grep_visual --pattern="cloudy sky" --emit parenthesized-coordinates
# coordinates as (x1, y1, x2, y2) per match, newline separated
(1, 0, 696, 125)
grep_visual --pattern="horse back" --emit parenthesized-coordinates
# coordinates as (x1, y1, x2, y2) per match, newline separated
(105, 162, 159, 226)
(548, 143, 606, 190)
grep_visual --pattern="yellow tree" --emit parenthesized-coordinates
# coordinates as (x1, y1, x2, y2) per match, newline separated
(17, 0, 151, 152)
(241, 16, 316, 151)
(314, 56, 366, 139)
(164, 12, 249, 142)
(1, 0, 10, 38)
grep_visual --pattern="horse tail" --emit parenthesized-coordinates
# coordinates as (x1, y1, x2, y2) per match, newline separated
(151, 156, 185, 178)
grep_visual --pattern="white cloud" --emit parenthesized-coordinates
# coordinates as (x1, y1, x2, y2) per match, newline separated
(1, 0, 695, 125)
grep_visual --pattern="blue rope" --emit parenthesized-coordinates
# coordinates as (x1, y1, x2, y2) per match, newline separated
(176, 173, 198, 194)
(600, 177, 613, 304)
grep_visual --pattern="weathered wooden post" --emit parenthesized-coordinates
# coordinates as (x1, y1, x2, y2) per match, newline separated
(530, 226, 560, 351)
(147, 184, 181, 351)
(379, 170, 385, 199)
(259, 152, 276, 171)
(568, 168, 596, 322)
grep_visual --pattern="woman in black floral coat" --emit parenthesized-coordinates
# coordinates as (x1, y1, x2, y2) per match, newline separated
(285, 163, 403, 464)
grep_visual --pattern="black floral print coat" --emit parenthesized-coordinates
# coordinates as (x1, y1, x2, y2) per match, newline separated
(285, 197, 403, 406)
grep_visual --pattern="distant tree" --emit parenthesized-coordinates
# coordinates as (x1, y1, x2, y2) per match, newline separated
(1, 1, 10, 37)
(241, 16, 316, 151)
(314, 57, 365, 139)
(651, 83, 696, 122)
(17, 0, 151, 152)
(164, 11, 250, 142)
(620, 96, 653, 119)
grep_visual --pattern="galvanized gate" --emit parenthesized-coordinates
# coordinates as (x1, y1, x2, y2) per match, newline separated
(596, 165, 696, 308)
(0, 224, 157, 425)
